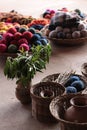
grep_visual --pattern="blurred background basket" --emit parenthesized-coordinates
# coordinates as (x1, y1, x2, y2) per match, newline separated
(47, 37, 87, 46)
(50, 94, 87, 130)
(30, 82, 65, 123)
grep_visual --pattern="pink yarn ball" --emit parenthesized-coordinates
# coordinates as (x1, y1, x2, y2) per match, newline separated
(19, 43, 30, 51)
(0, 44, 7, 52)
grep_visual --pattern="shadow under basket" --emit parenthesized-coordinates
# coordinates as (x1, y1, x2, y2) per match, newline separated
(50, 94, 87, 130)
(30, 82, 65, 123)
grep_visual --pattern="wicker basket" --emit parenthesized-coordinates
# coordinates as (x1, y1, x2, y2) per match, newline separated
(50, 94, 87, 130)
(41, 73, 87, 94)
(30, 82, 65, 123)
(47, 37, 87, 46)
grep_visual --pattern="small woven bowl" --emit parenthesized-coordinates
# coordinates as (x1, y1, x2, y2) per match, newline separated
(47, 37, 87, 46)
(41, 73, 87, 94)
(50, 94, 87, 130)
(30, 82, 65, 123)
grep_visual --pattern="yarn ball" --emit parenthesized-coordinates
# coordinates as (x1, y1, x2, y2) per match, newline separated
(55, 26, 63, 32)
(28, 27, 36, 34)
(49, 30, 57, 38)
(22, 31, 33, 41)
(30, 24, 44, 30)
(30, 33, 41, 42)
(40, 38, 48, 45)
(66, 86, 77, 93)
(71, 80, 85, 92)
(7, 27, 17, 34)
(18, 38, 28, 46)
(34, 40, 42, 46)
(14, 32, 22, 40)
(78, 23, 86, 31)
(72, 31, 81, 38)
(3, 33, 14, 43)
(50, 10, 55, 14)
(64, 75, 80, 87)
(57, 31, 65, 38)
(18, 27, 27, 33)
(0, 39, 6, 45)
(19, 43, 30, 51)
(80, 29, 87, 37)
(0, 44, 7, 53)
(8, 44, 18, 53)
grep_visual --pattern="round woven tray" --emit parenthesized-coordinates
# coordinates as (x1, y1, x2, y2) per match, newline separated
(50, 94, 87, 130)
(47, 37, 87, 46)
(41, 73, 87, 94)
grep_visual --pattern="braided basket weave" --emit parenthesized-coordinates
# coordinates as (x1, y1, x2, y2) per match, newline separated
(30, 82, 65, 123)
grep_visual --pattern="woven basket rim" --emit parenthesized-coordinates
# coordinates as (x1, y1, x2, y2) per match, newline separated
(50, 93, 87, 125)
(30, 81, 65, 100)
(47, 36, 87, 45)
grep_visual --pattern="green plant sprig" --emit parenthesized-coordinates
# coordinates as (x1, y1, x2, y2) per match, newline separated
(4, 44, 51, 87)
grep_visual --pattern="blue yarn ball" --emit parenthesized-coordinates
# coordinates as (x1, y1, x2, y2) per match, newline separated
(40, 38, 48, 45)
(71, 80, 85, 92)
(19, 27, 27, 33)
(57, 32, 65, 39)
(66, 86, 77, 93)
(34, 40, 42, 46)
(65, 75, 80, 87)
(31, 24, 44, 30)
(30, 34, 41, 42)
(28, 27, 36, 34)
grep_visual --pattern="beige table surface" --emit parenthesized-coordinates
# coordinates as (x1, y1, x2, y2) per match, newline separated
(0, 0, 87, 130)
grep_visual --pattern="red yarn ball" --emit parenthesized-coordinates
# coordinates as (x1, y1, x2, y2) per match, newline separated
(3, 33, 14, 43)
(0, 39, 7, 45)
(18, 38, 28, 46)
(7, 27, 17, 34)
(19, 43, 30, 51)
(22, 31, 33, 41)
(0, 44, 7, 53)
(14, 32, 22, 40)
(10, 40, 18, 45)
